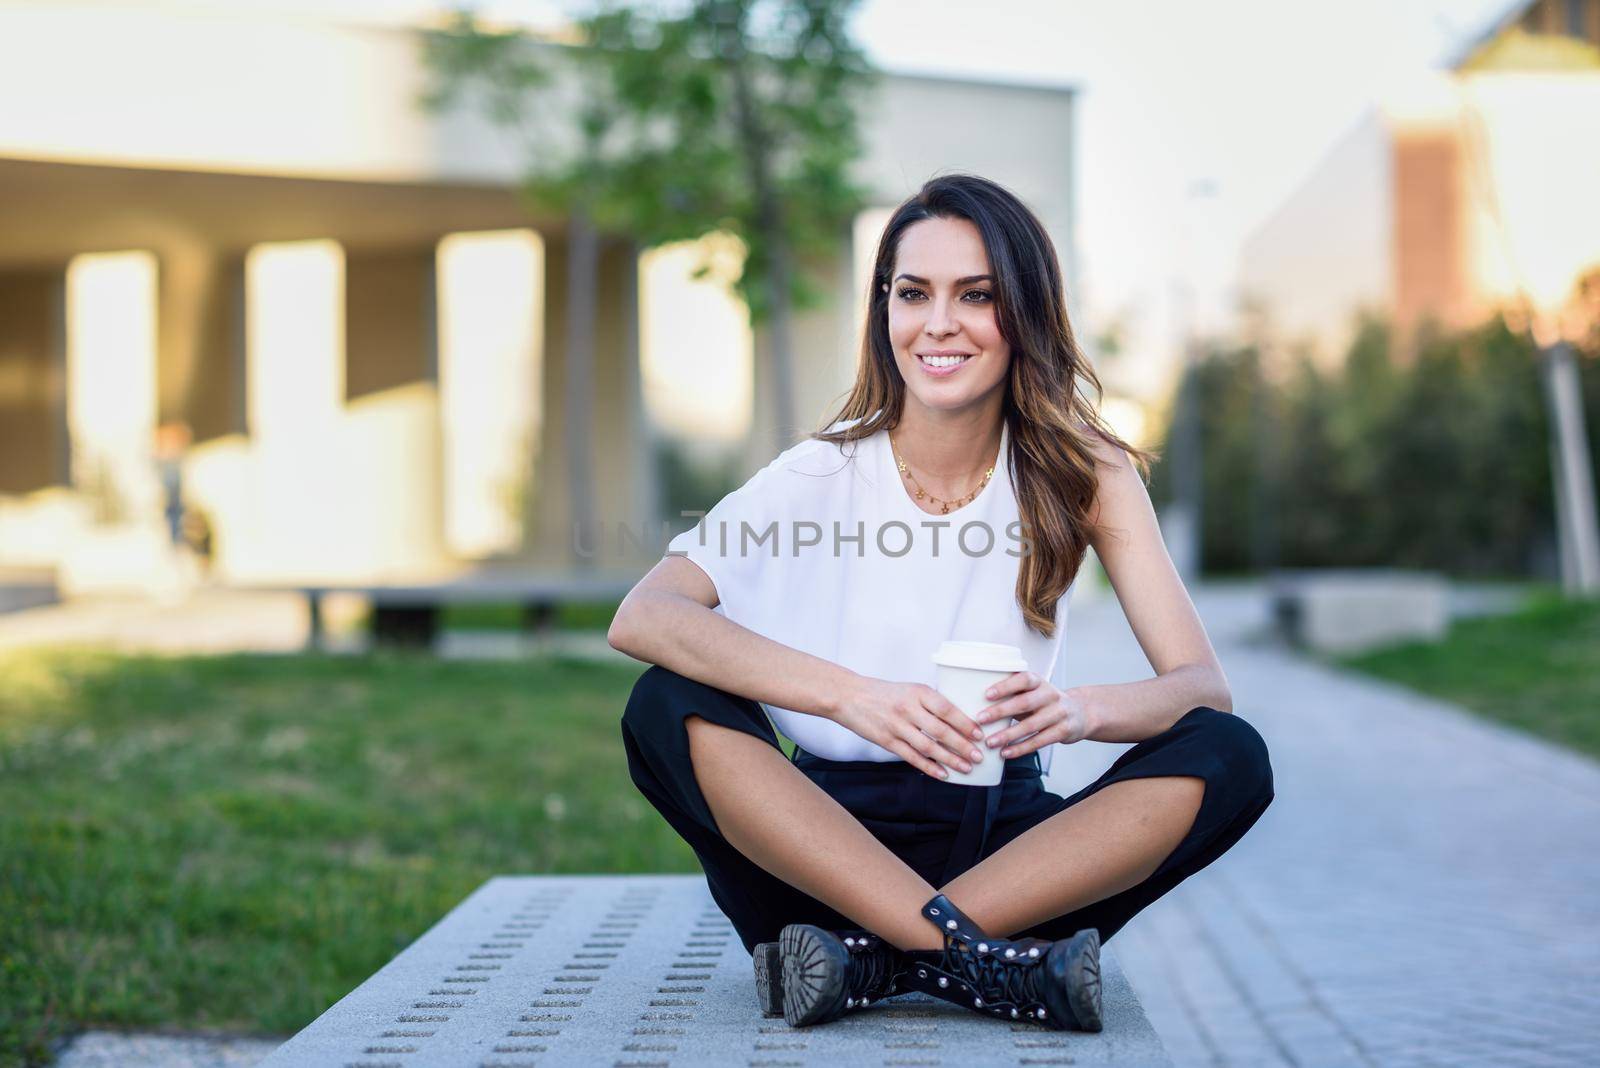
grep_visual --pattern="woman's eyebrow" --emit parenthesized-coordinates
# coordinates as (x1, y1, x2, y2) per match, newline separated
(893, 273, 995, 285)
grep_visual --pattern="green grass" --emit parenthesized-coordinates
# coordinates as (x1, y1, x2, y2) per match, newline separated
(0, 648, 693, 1067)
(1334, 591, 1600, 759)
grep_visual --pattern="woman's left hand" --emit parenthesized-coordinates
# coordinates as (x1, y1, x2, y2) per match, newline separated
(974, 672, 1095, 758)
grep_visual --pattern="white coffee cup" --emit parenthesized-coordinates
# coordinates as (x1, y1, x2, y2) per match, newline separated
(931, 640, 1030, 786)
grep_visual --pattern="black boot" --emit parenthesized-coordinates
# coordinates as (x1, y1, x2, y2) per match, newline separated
(756, 925, 906, 1026)
(897, 893, 1102, 1031)
(752, 940, 786, 1017)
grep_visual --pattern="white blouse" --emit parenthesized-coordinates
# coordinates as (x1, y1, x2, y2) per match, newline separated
(666, 414, 1078, 774)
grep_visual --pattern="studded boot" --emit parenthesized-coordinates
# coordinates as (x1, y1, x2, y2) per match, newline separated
(897, 893, 1103, 1031)
(753, 926, 907, 1026)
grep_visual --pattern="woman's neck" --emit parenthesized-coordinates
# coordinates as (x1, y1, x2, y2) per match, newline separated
(890, 404, 1005, 496)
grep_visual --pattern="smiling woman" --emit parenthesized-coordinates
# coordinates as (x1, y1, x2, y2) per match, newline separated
(612, 173, 1272, 1036)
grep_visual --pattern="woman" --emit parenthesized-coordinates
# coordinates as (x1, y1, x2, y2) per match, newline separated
(610, 174, 1274, 1034)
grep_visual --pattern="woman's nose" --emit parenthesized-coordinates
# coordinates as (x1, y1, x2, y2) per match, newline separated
(925, 295, 958, 337)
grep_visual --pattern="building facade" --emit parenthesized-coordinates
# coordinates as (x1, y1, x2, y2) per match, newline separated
(1238, 0, 1600, 365)
(0, 3, 1080, 594)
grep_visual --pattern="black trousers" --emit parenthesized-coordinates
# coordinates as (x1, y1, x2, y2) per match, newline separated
(620, 664, 1275, 957)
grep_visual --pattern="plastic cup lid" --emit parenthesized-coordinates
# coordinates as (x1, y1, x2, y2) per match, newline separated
(931, 640, 1029, 673)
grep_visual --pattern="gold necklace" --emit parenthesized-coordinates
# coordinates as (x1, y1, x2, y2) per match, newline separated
(889, 432, 996, 515)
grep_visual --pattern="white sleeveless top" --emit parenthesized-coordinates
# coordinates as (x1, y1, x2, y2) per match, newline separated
(666, 414, 1077, 774)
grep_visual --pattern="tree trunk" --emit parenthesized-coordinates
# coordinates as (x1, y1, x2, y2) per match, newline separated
(566, 206, 599, 569)
(756, 215, 800, 457)
(715, 1, 799, 457)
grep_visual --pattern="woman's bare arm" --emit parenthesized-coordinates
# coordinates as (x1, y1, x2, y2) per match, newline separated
(611, 556, 1007, 777)
(607, 555, 862, 721)
(1080, 435, 1233, 742)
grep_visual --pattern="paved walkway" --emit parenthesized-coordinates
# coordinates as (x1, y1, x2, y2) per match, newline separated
(1045, 584, 1600, 1068)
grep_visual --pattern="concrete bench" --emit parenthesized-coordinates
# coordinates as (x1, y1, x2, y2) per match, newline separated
(258, 875, 1172, 1067)
(0, 566, 57, 614)
(1269, 567, 1449, 654)
(242, 570, 638, 649)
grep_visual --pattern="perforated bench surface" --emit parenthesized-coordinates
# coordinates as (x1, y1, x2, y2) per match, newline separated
(258, 875, 1172, 1067)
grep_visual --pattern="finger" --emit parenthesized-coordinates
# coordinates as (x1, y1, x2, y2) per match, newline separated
(975, 688, 1043, 726)
(987, 709, 1052, 750)
(999, 736, 1040, 758)
(972, 671, 1049, 722)
(910, 724, 972, 775)
(890, 736, 949, 780)
(911, 708, 982, 770)
(999, 723, 1057, 759)
(981, 670, 1038, 704)
(984, 716, 1023, 749)
(924, 689, 984, 741)
(904, 727, 955, 771)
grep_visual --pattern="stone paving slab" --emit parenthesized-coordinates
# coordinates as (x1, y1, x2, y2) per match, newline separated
(257, 875, 1171, 1068)
(1044, 586, 1600, 1068)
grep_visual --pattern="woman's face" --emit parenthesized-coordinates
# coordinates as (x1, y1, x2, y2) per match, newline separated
(885, 215, 1011, 416)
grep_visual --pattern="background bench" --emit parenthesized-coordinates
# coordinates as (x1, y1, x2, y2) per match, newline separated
(246, 570, 639, 649)
(1269, 567, 1449, 654)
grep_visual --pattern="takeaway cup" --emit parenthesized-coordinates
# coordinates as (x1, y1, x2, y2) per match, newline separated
(932, 640, 1031, 786)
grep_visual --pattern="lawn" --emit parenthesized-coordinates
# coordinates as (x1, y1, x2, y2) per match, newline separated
(0, 648, 699, 1067)
(1334, 591, 1600, 760)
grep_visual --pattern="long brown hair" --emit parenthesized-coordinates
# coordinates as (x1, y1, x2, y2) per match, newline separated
(813, 173, 1158, 638)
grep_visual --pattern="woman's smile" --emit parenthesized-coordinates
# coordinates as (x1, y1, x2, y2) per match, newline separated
(917, 350, 977, 377)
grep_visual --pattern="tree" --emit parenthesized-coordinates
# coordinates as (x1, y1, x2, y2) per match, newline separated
(421, 1, 875, 455)
(1152, 310, 1579, 580)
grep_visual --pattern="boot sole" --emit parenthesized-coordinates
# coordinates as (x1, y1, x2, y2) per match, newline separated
(753, 941, 783, 1017)
(1044, 928, 1103, 1032)
(778, 924, 849, 1027)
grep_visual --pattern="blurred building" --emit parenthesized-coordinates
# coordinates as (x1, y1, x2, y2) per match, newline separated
(1238, 0, 1600, 364)
(0, 2, 1080, 595)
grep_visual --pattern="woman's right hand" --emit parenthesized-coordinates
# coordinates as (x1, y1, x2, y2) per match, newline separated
(829, 676, 986, 780)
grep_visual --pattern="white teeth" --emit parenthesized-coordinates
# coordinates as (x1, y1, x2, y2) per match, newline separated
(921, 354, 970, 368)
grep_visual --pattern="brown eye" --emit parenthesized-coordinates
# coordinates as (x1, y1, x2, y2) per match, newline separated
(896, 287, 925, 301)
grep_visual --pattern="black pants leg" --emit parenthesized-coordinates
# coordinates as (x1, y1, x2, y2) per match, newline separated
(620, 664, 1274, 955)
(620, 664, 858, 954)
(986, 705, 1276, 944)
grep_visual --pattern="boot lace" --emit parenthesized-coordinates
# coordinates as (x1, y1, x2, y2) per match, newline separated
(941, 936, 1043, 1011)
(845, 940, 894, 999)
